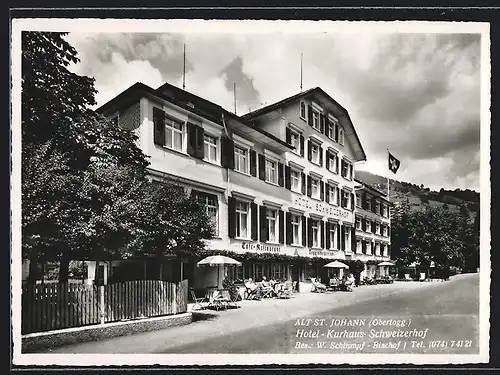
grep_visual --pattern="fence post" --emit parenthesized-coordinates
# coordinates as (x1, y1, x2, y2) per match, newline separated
(99, 285, 105, 325)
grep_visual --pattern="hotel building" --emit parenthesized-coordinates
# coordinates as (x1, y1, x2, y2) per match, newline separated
(94, 81, 392, 291)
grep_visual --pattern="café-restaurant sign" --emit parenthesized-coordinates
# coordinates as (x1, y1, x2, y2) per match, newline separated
(292, 195, 352, 221)
(242, 242, 281, 253)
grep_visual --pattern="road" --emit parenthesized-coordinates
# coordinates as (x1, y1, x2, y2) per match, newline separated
(41, 273, 480, 355)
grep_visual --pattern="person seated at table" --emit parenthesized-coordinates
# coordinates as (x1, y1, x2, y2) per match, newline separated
(260, 276, 274, 296)
(244, 278, 261, 299)
(344, 273, 355, 290)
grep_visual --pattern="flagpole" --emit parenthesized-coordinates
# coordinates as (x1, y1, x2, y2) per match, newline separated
(387, 149, 390, 202)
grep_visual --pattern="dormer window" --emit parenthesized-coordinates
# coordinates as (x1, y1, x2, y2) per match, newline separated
(300, 101, 306, 120)
(339, 127, 345, 146)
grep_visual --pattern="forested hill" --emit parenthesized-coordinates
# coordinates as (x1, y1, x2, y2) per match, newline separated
(355, 170, 480, 213)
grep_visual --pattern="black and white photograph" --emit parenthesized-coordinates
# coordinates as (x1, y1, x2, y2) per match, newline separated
(11, 19, 490, 366)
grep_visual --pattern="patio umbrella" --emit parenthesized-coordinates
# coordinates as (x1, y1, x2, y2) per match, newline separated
(197, 255, 242, 289)
(324, 260, 350, 269)
(378, 261, 395, 266)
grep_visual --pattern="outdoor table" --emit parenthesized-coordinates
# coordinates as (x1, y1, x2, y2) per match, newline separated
(205, 288, 230, 311)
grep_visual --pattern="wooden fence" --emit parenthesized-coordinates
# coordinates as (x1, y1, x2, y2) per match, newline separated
(21, 279, 188, 335)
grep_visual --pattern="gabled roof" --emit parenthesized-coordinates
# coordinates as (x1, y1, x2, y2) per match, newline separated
(241, 87, 367, 162)
(354, 177, 392, 203)
(96, 82, 293, 152)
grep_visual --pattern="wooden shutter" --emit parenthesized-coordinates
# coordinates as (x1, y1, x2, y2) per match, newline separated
(349, 164, 353, 180)
(221, 137, 235, 169)
(196, 125, 205, 159)
(301, 172, 306, 195)
(299, 135, 305, 157)
(285, 165, 291, 190)
(362, 218, 366, 231)
(153, 107, 165, 146)
(320, 181, 325, 201)
(335, 155, 339, 173)
(258, 154, 266, 181)
(341, 226, 346, 250)
(351, 193, 355, 211)
(307, 139, 312, 161)
(307, 104, 313, 127)
(279, 210, 285, 244)
(319, 146, 323, 166)
(278, 162, 284, 187)
(320, 113, 325, 133)
(334, 122, 339, 142)
(325, 184, 330, 203)
(351, 227, 356, 253)
(187, 122, 197, 157)
(307, 218, 313, 247)
(371, 198, 377, 213)
(286, 127, 292, 145)
(325, 221, 331, 249)
(362, 240, 366, 254)
(325, 150, 330, 171)
(301, 216, 307, 246)
(336, 187, 340, 206)
(320, 221, 325, 248)
(307, 175, 312, 197)
(259, 205, 268, 242)
(286, 212, 293, 245)
(228, 196, 236, 238)
(337, 223, 341, 250)
(250, 150, 257, 177)
(251, 202, 258, 240)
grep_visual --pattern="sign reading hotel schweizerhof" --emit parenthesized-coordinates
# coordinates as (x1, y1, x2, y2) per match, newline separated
(292, 194, 352, 222)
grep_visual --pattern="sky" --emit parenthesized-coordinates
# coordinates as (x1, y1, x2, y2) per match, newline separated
(64, 26, 482, 192)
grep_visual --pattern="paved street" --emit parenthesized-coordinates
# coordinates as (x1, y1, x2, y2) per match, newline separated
(40, 274, 479, 354)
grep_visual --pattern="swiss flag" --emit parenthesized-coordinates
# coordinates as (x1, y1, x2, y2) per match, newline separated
(388, 152, 400, 174)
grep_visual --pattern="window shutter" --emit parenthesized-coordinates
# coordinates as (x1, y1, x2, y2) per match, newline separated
(259, 205, 268, 242)
(251, 202, 258, 240)
(341, 226, 346, 251)
(388, 226, 391, 237)
(320, 181, 325, 201)
(307, 104, 313, 127)
(153, 107, 166, 146)
(299, 135, 305, 157)
(320, 221, 325, 249)
(286, 127, 292, 145)
(196, 124, 205, 159)
(320, 113, 325, 133)
(371, 198, 377, 213)
(337, 223, 341, 250)
(307, 139, 312, 161)
(334, 122, 339, 142)
(325, 184, 330, 203)
(221, 137, 234, 169)
(301, 216, 307, 246)
(307, 175, 312, 197)
(319, 146, 323, 166)
(325, 221, 331, 249)
(362, 193, 367, 209)
(351, 193, 355, 211)
(285, 165, 291, 190)
(335, 155, 339, 173)
(349, 164, 354, 180)
(301, 172, 306, 194)
(325, 150, 330, 171)
(279, 210, 285, 244)
(249, 150, 257, 177)
(336, 187, 340, 206)
(228, 196, 236, 238)
(286, 212, 292, 245)
(278, 162, 284, 187)
(187, 122, 197, 157)
(362, 218, 366, 231)
(307, 218, 313, 247)
(362, 240, 366, 254)
(351, 227, 356, 253)
(258, 154, 266, 181)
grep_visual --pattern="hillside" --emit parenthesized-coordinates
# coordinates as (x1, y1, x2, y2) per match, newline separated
(355, 170, 480, 214)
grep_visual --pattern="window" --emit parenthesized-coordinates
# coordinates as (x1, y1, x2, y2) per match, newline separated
(328, 185, 336, 204)
(366, 241, 372, 255)
(292, 215, 302, 245)
(300, 101, 306, 120)
(375, 223, 381, 235)
(341, 160, 350, 179)
(236, 201, 249, 239)
(383, 226, 388, 237)
(267, 209, 278, 243)
(165, 118, 184, 151)
(366, 220, 371, 233)
(265, 159, 278, 184)
(291, 170, 301, 193)
(339, 127, 345, 145)
(356, 217, 361, 230)
(366, 198, 372, 211)
(195, 191, 219, 236)
(271, 264, 286, 280)
(311, 143, 320, 164)
(356, 240, 362, 254)
(312, 111, 320, 130)
(382, 205, 388, 217)
(203, 134, 218, 163)
(344, 229, 350, 252)
(311, 219, 320, 248)
(341, 190, 350, 209)
(328, 152, 337, 172)
(234, 145, 249, 174)
(375, 202, 381, 215)
(329, 225, 336, 250)
(254, 263, 264, 281)
(356, 193, 361, 207)
(375, 243, 381, 256)
(311, 178, 320, 199)
(290, 129, 302, 154)
(327, 120, 335, 139)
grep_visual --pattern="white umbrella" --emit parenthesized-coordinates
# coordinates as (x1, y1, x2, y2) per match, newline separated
(378, 261, 395, 266)
(197, 255, 242, 289)
(324, 260, 350, 269)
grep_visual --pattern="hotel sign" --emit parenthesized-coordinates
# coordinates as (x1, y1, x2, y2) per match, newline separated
(309, 249, 338, 257)
(242, 243, 281, 253)
(292, 195, 352, 221)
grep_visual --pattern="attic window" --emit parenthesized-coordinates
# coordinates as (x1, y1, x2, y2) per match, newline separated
(187, 102, 195, 108)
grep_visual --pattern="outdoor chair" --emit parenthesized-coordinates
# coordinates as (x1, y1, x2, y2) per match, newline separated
(206, 289, 228, 311)
(220, 289, 238, 309)
(311, 278, 327, 293)
(190, 289, 207, 311)
(244, 286, 261, 301)
(328, 278, 340, 292)
(260, 283, 275, 298)
(278, 281, 294, 299)
(404, 274, 412, 281)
